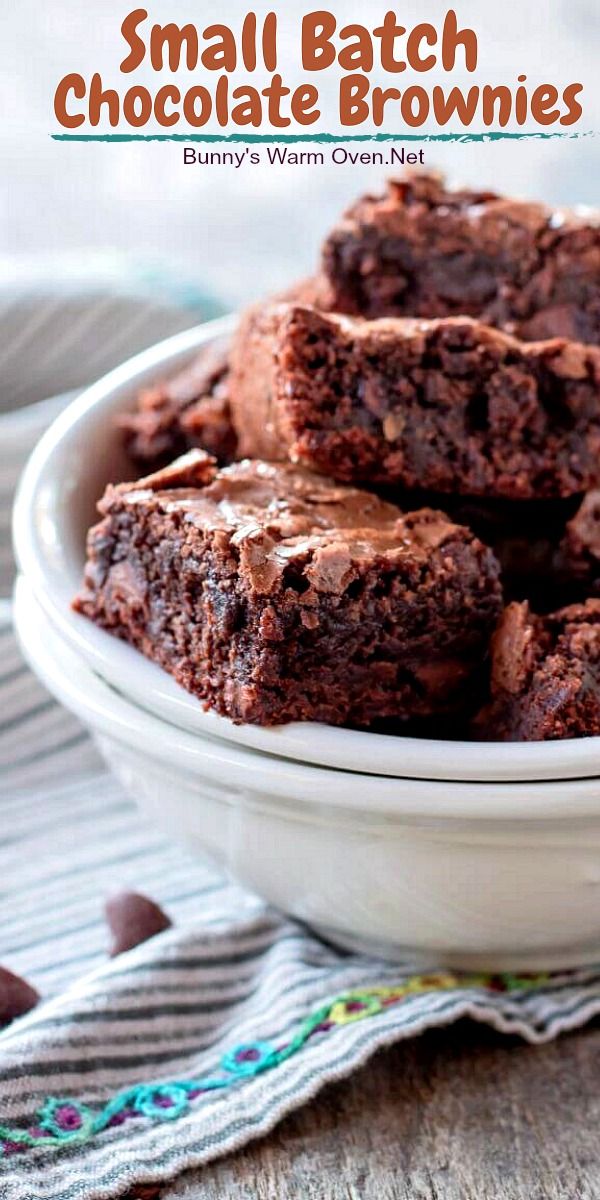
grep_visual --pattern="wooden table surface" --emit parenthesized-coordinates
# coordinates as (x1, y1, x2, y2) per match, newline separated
(123, 1018, 600, 1200)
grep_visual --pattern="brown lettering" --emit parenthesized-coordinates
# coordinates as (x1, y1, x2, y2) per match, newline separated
(401, 85, 429, 126)
(201, 25, 236, 71)
(302, 11, 336, 70)
(340, 74, 370, 124)
(373, 13, 407, 72)
(262, 73, 291, 127)
(339, 25, 373, 72)
(432, 84, 479, 124)
(154, 84, 181, 126)
(123, 85, 152, 126)
(442, 10, 477, 71)
(407, 23, 437, 71)
(482, 85, 513, 127)
(372, 85, 401, 124)
(291, 85, 320, 124)
(150, 23, 199, 71)
(182, 85, 211, 126)
(515, 75, 528, 125)
(561, 83, 583, 126)
(54, 74, 86, 128)
(120, 9, 147, 73)
(263, 13, 278, 71)
(530, 84, 560, 125)
(231, 87, 262, 126)
(241, 12, 257, 70)
(89, 73, 120, 126)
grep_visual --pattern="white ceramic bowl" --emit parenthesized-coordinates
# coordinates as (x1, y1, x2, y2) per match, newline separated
(0, 389, 79, 596)
(13, 317, 600, 783)
(14, 575, 600, 972)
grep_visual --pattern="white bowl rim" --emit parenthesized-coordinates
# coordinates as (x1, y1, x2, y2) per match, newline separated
(12, 314, 600, 785)
(13, 575, 600, 821)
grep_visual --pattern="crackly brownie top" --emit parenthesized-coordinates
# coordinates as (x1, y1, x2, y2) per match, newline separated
(275, 304, 600, 366)
(107, 450, 478, 594)
(324, 171, 600, 340)
(340, 170, 600, 242)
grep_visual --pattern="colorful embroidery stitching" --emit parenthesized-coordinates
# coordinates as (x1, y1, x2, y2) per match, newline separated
(0, 971, 548, 1158)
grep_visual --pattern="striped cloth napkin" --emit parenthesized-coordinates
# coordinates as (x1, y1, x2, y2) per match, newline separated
(3, 604, 600, 1200)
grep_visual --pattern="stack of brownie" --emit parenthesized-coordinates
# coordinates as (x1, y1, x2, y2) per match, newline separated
(78, 172, 600, 741)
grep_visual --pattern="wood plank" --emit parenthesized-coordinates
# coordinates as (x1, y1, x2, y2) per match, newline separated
(151, 1021, 600, 1200)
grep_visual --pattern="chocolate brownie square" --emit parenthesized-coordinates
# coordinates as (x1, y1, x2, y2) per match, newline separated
(229, 303, 600, 499)
(322, 172, 600, 343)
(74, 451, 502, 727)
(121, 278, 329, 471)
(474, 599, 600, 741)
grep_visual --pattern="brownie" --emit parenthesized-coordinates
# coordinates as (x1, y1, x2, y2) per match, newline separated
(474, 599, 600, 741)
(442, 491, 600, 608)
(120, 342, 236, 469)
(121, 277, 329, 471)
(322, 172, 600, 343)
(229, 303, 600, 499)
(74, 451, 503, 728)
(431, 491, 600, 609)
(380, 492, 582, 609)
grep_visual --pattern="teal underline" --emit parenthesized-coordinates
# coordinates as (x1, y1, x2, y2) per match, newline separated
(51, 129, 594, 144)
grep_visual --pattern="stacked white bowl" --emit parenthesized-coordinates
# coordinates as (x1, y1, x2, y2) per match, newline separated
(12, 318, 600, 972)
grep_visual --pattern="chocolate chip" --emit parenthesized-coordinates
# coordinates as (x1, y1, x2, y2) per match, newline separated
(123, 1188, 162, 1200)
(105, 891, 172, 957)
(0, 966, 40, 1025)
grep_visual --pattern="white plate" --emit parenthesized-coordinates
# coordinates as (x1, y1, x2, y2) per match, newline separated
(13, 316, 600, 784)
